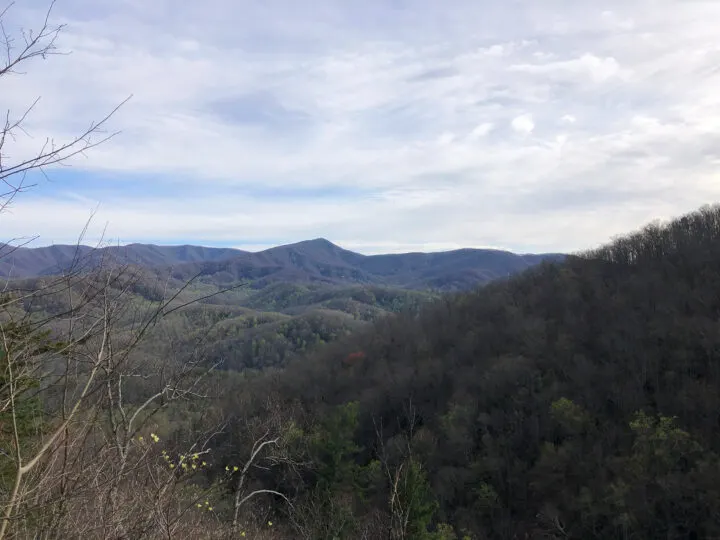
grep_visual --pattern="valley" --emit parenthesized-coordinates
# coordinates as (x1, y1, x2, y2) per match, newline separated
(2, 239, 560, 372)
(5, 205, 720, 538)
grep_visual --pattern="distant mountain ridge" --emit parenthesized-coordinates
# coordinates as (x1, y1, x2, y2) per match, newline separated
(0, 242, 246, 278)
(0, 238, 563, 291)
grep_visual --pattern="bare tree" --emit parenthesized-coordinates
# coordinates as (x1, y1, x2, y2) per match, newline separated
(0, 0, 128, 219)
(0, 3, 246, 538)
(0, 252, 238, 537)
(0, 2, 130, 536)
(0, 4, 302, 538)
(225, 397, 306, 536)
(373, 398, 439, 540)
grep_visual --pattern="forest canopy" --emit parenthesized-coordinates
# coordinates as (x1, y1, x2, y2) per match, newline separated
(243, 203, 720, 539)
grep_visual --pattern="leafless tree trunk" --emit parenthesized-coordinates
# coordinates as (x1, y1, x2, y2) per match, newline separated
(0, 3, 235, 538)
(0, 251, 236, 538)
(373, 398, 422, 540)
(0, 4, 301, 538)
(228, 398, 301, 535)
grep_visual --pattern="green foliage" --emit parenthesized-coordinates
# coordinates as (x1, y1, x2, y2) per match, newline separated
(0, 321, 48, 488)
(550, 397, 591, 435)
(310, 401, 363, 493)
(472, 482, 499, 510)
(597, 411, 720, 537)
(153, 282, 433, 371)
(429, 523, 474, 540)
(395, 458, 438, 539)
(264, 204, 720, 538)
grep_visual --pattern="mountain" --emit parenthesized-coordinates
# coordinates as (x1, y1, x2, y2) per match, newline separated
(2, 237, 561, 374)
(1, 237, 560, 373)
(13, 203, 720, 538)
(169, 238, 565, 291)
(0, 242, 245, 278)
(233, 203, 720, 538)
(0, 238, 563, 291)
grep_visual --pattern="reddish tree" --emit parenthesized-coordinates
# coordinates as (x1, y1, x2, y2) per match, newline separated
(342, 351, 366, 367)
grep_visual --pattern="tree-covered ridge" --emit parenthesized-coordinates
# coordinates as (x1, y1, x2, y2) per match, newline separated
(10, 262, 439, 373)
(138, 282, 438, 371)
(8, 200, 720, 538)
(6, 203, 720, 538)
(1, 237, 562, 292)
(229, 203, 720, 538)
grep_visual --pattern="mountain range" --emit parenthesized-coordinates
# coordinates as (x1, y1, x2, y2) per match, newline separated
(0, 238, 563, 291)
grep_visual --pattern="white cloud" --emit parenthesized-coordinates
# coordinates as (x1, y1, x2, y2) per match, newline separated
(511, 114, 535, 135)
(509, 53, 625, 83)
(1, 0, 720, 254)
(468, 122, 494, 140)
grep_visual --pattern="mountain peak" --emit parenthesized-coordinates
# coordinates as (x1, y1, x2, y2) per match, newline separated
(281, 238, 343, 252)
(302, 238, 338, 247)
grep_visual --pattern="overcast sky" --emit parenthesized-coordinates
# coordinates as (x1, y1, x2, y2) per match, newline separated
(1, 0, 719, 254)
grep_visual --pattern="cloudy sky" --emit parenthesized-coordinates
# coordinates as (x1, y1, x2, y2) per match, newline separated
(1, 0, 719, 254)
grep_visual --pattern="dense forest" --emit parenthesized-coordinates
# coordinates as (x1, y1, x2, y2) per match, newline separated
(5, 203, 720, 538)
(148, 283, 437, 371)
(199, 203, 720, 539)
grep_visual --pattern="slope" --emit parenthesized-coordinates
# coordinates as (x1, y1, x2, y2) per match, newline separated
(0, 238, 562, 292)
(239, 203, 720, 538)
(170, 238, 564, 291)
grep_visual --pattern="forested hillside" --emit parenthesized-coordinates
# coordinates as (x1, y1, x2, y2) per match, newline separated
(3, 237, 554, 375)
(0, 238, 562, 292)
(6, 203, 720, 538)
(202, 204, 720, 539)
(0, 242, 246, 278)
(12, 268, 437, 373)
(148, 283, 437, 371)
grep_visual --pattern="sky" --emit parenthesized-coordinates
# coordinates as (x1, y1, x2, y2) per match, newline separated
(1, 0, 719, 255)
